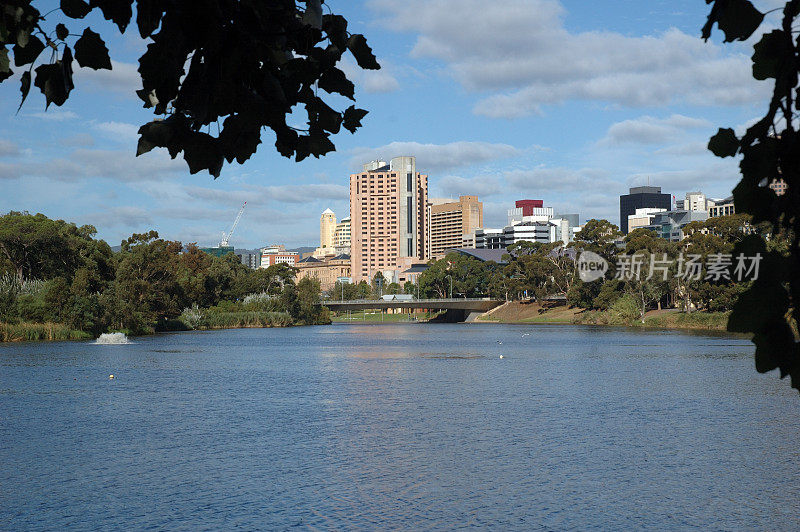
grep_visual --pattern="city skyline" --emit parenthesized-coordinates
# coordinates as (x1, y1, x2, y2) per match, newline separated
(0, 0, 782, 248)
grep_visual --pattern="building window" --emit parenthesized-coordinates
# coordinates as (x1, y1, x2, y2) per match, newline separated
(407, 173, 413, 191)
(407, 197, 413, 232)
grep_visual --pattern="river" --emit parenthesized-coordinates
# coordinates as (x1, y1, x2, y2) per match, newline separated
(1, 323, 798, 530)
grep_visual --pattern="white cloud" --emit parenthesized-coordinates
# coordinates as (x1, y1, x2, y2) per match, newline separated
(0, 140, 20, 156)
(349, 141, 522, 172)
(503, 166, 618, 193)
(437, 175, 504, 197)
(370, 0, 768, 118)
(28, 149, 186, 182)
(601, 114, 712, 145)
(338, 57, 401, 94)
(93, 121, 140, 142)
(78, 60, 140, 97)
(26, 110, 79, 121)
(182, 183, 348, 206)
(83, 206, 154, 228)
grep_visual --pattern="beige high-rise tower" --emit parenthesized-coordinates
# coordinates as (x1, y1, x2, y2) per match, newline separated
(349, 156, 428, 283)
(313, 208, 337, 258)
(427, 195, 483, 258)
(320, 208, 336, 248)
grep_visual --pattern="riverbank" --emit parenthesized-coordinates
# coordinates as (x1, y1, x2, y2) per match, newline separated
(0, 311, 309, 343)
(478, 301, 731, 332)
(0, 322, 92, 342)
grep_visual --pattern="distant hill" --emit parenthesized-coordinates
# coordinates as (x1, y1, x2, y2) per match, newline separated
(287, 246, 315, 254)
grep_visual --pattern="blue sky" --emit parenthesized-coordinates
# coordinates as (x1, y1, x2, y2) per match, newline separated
(0, 0, 783, 249)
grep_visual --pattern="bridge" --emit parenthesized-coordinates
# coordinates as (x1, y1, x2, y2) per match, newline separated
(322, 298, 505, 322)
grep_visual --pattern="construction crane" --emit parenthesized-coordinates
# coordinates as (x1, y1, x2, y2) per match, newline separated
(220, 201, 246, 247)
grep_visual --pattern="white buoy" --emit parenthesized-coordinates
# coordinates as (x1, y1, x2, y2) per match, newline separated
(499, 355, 504, 359)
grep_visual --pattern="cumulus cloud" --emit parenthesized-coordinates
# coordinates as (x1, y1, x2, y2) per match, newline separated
(59, 133, 95, 148)
(26, 110, 79, 121)
(94, 121, 140, 142)
(627, 162, 740, 193)
(0, 162, 21, 180)
(370, 0, 768, 117)
(503, 166, 618, 193)
(349, 141, 522, 172)
(338, 56, 401, 94)
(83, 206, 154, 228)
(182, 183, 348, 206)
(78, 60, 140, 97)
(601, 114, 712, 145)
(27, 149, 186, 182)
(437, 175, 504, 197)
(0, 140, 20, 156)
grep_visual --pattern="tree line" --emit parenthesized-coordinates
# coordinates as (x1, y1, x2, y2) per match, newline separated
(0, 211, 328, 336)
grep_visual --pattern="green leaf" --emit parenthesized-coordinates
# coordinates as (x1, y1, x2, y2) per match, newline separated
(708, 128, 739, 157)
(12, 34, 45, 67)
(308, 97, 342, 134)
(302, 0, 322, 29)
(60, 0, 92, 18)
(218, 115, 262, 164)
(702, 0, 764, 42)
(318, 67, 355, 100)
(182, 132, 223, 177)
(322, 14, 348, 51)
(74, 28, 111, 70)
(342, 105, 368, 133)
(135, 0, 163, 38)
(55, 23, 69, 41)
(0, 48, 11, 83)
(17, 70, 31, 113)
(89, 0, 133, 33)
(33, 46, 74, 108)
(751, 30, 788, 80)
(347, 34, 380, 70)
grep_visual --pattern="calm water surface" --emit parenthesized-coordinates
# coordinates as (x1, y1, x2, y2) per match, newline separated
(1, 323, 798, 530)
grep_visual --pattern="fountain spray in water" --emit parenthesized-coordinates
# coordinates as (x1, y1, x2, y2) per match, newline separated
(95, 332, 130, 345)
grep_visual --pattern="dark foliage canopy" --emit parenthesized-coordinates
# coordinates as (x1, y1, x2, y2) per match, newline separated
(704, 0, 800, 390)
(1, 0, 378, 176)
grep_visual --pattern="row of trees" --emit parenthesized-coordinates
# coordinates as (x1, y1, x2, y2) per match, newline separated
(323, 215, 786, 323)
(0, 212, 327, 335)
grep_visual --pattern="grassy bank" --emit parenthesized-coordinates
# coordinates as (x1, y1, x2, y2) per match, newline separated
(479, 301, 731, 332)
(0, 322, 92, 342)
(331, 310, 434, 323)
(179, 310, 294, 330)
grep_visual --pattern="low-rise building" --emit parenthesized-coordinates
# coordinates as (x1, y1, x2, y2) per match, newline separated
(294, 254, 351, 291)
(260, 245, 299, 267)
(708, 196, 735, 218)
(644, 210, 708, 241)
(628, 207, 667, 232)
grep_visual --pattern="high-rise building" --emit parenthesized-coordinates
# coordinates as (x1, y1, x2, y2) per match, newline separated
(320, 208, 336, 248)
(427, 195, 483, 258)
(619, 186, 671, 233)
(350, 156, 428, 283)
(333, 216, 351, 255)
